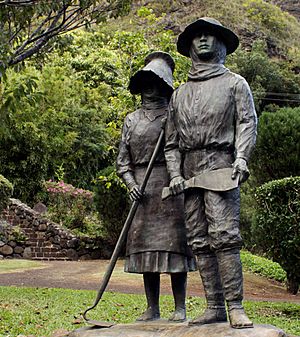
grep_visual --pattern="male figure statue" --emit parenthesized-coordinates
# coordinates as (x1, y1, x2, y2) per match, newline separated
(164, 18, 257, 329)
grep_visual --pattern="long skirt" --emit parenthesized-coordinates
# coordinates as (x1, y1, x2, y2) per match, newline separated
(125, 165, 196, 273)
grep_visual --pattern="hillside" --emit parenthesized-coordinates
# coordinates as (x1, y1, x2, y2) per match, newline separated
(109, 0, 300, 65)
(270, 0, 300, 20)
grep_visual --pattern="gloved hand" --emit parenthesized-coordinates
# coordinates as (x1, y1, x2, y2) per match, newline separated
(129, 184, 143, 201)
(231, 158, 250, 184)
(169, 175, 185, 195)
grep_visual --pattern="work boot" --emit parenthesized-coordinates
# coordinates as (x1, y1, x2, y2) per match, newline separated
(217, 249, 253, 329)
(228, 306, 254, 329)
(189, 253, 227, 325)
(169, 272, 187, 322)
(136, 273, 160, 321)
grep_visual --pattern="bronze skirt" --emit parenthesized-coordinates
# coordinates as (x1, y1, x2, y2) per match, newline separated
(125, 251, 196, 273)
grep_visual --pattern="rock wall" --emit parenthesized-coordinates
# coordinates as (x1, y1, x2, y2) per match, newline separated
(0, 199, 113, 260)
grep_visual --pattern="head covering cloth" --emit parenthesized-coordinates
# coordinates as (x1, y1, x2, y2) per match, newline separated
(129, 51, 175, 96)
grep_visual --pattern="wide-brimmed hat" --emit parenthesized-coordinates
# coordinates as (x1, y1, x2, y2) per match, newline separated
(177, 17, 239, 57)
(129, 51, 175, 95)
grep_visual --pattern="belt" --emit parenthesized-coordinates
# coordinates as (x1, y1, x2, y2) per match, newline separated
(183, 144, 234, 153)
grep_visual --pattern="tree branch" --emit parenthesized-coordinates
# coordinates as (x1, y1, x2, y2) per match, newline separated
(1, 0, 131, 67)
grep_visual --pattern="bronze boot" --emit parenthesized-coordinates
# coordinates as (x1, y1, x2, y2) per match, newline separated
(216, 248, 253, 329)
(137, 273, 160, 321)
(169, 272, 187, 322)
(189, 252, 227, 325)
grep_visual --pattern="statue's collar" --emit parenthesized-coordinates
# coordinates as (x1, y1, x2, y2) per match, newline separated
(142, 106, 167, 122)
(188, 63, 228, 81)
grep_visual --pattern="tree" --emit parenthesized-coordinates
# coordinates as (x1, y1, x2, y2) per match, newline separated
(0, 0, 131, 71)
(226, 41, 300, 113)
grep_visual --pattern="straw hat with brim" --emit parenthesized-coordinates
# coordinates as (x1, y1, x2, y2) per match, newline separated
(177, 17, 239, 57)
(129, 51, 175, 95)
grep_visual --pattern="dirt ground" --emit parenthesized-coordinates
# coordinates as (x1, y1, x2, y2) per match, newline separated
(0, 260, 299, 303)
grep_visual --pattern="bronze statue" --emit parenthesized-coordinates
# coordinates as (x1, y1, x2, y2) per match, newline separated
(164, 18, 257, 329)
(117, 52, 196, 322)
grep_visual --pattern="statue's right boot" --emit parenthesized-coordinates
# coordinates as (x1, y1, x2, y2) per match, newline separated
(189, 252, 227, 325)
(136, 273, 160, 321)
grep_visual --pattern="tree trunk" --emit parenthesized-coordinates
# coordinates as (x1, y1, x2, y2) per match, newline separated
(286, 273, 299, 295)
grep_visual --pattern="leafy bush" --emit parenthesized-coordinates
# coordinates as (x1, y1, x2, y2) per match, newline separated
(0, 174, 13, 212)
(0, 221, 27, 244)
(250, 107, 300, 185)
(93, 166, 130, 245)
(0, 62, 114, 202)
(241, 250, 286, 282)
(44, 180, 103, 238)
(253, 176, 300, 294)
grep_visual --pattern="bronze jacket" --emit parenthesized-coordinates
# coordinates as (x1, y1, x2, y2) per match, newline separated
(116, 107, 191, 256)
(164, 71, 257, 180)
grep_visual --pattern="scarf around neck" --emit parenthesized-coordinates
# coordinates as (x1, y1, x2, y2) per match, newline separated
(188, 62, 229, 81)
(188, 47, 229, 81)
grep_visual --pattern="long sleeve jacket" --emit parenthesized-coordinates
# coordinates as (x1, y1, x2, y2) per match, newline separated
(164, 71, 257, 179)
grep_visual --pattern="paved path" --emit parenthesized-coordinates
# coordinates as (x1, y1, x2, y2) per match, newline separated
(0, 260, 299, 302)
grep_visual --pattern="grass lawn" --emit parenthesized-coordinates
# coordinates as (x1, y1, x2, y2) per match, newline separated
(0, 286, 299, 337)
(0, 260, 46, 274)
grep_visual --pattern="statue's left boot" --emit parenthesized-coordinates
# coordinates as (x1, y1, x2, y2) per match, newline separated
(216, 248, 253, 329)
(169, 272, 187, 322)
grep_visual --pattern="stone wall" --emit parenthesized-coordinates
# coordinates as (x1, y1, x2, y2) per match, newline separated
(0, 199, 113, 260)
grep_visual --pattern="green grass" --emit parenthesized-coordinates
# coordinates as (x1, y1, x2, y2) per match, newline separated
(0, 286, 299, 337)
(241, 250, 287, 282)
(0, 260, 46, 274)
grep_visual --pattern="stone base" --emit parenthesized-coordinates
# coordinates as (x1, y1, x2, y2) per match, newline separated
(68, 321, 287, 337)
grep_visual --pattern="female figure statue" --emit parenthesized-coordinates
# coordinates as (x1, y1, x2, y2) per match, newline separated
(117, 51, 195, 322)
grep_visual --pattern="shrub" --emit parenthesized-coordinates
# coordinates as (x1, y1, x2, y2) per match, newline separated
(93, 166, 130, 245)
(0, 174, 13, 212)
(253, 176, 300, 294)
(250, 107, 300, 185)
(44, 180, 103, 238)
(241, 250, 286, 282)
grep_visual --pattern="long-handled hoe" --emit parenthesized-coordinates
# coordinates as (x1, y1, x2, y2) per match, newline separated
(82, 128, 165, 328)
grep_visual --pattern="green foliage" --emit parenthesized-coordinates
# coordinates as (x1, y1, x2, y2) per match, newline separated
(0, 62, 113, 202)
(0, 222, 27, 244)
(227, 41, 300, 113)
(93, 166, 130, 245)
(253, 176, 300, 294)
(241, 250, 286, 282)
(0, 0, 131, 70)
(0, 174, 13, 212)
(0, 8, 182, 203)
(239, 179, 257, 250)
(243, 0, 300, 49)
(0, 286, 300, 336)
(250, 107, 300, 184)
(44, 180, 104, 238)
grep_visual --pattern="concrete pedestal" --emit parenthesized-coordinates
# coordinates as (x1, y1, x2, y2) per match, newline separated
(68, 321, 287, 337)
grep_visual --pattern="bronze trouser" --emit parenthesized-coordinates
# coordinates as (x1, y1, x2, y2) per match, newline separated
(184, 188, 242, 253)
